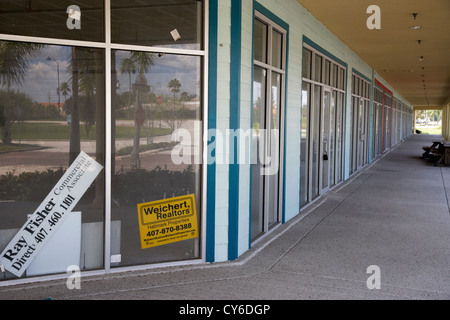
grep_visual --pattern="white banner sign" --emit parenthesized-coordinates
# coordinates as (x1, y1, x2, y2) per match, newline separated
(0, 152, 103, 277)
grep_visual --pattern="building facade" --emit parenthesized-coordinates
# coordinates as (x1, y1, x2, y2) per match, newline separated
(0, 0, 412, 285)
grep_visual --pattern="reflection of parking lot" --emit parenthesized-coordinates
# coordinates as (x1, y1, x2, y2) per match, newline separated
(1, 120, 200, 175)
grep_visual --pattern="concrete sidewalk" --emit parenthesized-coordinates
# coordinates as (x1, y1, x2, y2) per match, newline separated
(0, 134, 449, 300)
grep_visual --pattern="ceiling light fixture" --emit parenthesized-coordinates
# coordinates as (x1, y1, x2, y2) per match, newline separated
(409, 25, 421, 29)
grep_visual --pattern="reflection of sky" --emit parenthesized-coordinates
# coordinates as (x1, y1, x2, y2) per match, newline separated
(7, 45, 200, 103)
(9, 45, 72, 103)
(253, 82, 261, 105)
(302, 90, 308, 107)
(115, 51, 200, 98)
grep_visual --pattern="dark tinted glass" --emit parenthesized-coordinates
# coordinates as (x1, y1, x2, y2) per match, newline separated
(0, 1, 104, 42)
(111, 0, 203, 49)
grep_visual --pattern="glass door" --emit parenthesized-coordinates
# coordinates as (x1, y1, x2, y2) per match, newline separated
(329, 91, 336, 187)
(310, 85, 321, 199)
(320, 88, 332, 193)
(266, 71, 281, 228)
(251, 13, 286, 241)
(357, 99, 366, 169)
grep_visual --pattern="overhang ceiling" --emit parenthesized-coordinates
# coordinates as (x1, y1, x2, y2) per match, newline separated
(297, 0, 450, 108)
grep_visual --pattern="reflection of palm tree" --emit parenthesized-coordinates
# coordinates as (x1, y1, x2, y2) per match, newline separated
(67, 47, 104, 165)
(119, 57, 136, 118)
(59, 81, 71, 114)
(130, 52, 154, 77)
(0, 42, 43, 89)
(167, 78, 182, 131)
(168, 78, 181, 97)
(0, 41, 42, 144)
(72, 48, 97, 138)
(68, 47, 81, 164)
(128, 51, 154, 169)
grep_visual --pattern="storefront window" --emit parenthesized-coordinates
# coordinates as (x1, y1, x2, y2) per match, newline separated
(0, 1, 104, 42)
(0, 0, 205, 283)
(0, 41, 105, 280)
(111, 50, 202, 266)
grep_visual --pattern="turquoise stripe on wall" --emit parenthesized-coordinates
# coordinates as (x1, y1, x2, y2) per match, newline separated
(352, 68, 372, 84)
(206, 0, 218, 263)
(228, 0, 242, 261)
(303, 36, 347, 69)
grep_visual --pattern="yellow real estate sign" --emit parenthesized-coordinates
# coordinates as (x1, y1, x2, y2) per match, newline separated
(137, 194, 198, 249)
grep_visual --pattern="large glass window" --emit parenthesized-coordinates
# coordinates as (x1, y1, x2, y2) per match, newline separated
(111, 50, 202, 266)
(0, 1, 205, 282)
(0, 41, 105, 279)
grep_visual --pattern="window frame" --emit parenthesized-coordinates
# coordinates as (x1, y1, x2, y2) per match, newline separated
(300, 43, 347, 207)
(250, 10, 287, 242)
(0, 0, 209, 284)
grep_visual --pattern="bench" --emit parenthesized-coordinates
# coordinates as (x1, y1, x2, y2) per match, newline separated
(422, 140, 450, 165)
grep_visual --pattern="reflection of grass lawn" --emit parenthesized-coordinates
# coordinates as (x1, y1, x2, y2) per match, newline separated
(416, 125, 442, 135)
(10, 122, 172, 140)
(116, 141, 178, 156)
(0, 143, 40, 152)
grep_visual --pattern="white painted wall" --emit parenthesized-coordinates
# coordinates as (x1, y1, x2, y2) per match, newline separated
(211, 0, 413, 262)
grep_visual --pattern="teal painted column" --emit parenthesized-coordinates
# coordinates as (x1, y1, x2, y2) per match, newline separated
(228, 0, 242, 261)
(206, 0, 218, 263)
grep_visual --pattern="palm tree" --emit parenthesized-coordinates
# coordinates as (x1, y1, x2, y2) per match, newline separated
(167, 79, 182, 131)
(59, 81, 71, 115)
(168, 78, 181, 97)
(67, 47, 104, 165)
(0, 41, 43, 144)
(0, 42, 43, 89)
(60, 81, 71, 102)
(130, 51, 154, 77)
(68, 47, 81, 164)
(128, 51, 154, 169)
(119, 57, 137, 118)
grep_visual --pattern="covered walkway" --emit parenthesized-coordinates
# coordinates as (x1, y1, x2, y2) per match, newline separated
(0, 134, 449, 300)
